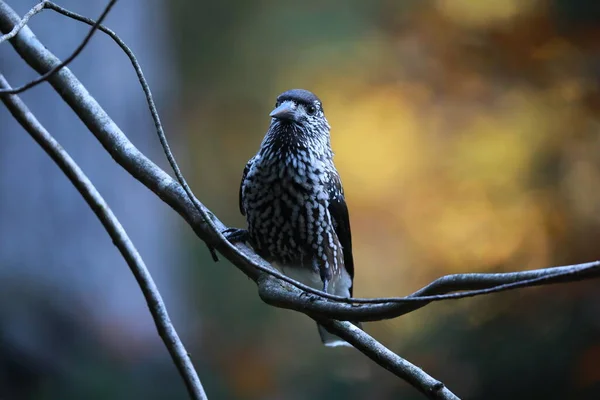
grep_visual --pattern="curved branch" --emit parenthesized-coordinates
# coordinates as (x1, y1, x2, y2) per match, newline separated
(40, 1, 219, 262)
(258, 261, 600, 321)
(0, 74, 207, 400)
(0, 0, 46, 44)
(0, 0, 117, 95)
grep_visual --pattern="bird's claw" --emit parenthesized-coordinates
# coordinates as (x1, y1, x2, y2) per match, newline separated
(299, 290, 311, 299)
(222, 227, 249, 243)
(299, 290, 317, 302)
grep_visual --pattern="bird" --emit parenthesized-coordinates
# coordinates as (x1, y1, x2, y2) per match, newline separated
(225, 88, 360, 347)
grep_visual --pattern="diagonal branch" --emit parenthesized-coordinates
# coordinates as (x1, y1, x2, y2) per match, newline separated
(0, 0, 218, 260)
(0, 73, 208, 400)
(317, 319, 459, 400)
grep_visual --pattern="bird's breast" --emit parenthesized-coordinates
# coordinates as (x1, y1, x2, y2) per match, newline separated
(242, 153, 338, 269)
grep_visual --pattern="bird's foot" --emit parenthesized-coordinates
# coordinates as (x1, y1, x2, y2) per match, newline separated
(298, 290, 321, 303)
(222, 227, 249, 243)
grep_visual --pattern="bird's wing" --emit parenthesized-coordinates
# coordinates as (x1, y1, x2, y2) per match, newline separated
(327, 174, 355, 294)
(239, 157, 254, 216)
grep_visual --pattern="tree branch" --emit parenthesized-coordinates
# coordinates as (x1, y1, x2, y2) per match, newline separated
(0, 73, 208, 400)
(0, 0, 46, 44)
(316, 319, 459, 399)
(38, 0, 220, 262)
(2, 1, 600, 398)
(257, 261, 600, 321)
(0, 0, 117, 95)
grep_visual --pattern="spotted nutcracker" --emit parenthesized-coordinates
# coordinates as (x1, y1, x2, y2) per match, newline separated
(226, 89, 360, 347)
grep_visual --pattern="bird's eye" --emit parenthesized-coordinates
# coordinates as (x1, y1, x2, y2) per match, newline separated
(307, 105, 317, 115)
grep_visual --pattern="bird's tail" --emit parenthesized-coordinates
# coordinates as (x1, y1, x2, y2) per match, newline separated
(275, 264, 363, 347)
(317, 321, 363, 347)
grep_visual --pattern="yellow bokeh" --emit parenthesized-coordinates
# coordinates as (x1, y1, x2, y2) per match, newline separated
(436, 0, 537, 27)
(326, 86, 431, 203)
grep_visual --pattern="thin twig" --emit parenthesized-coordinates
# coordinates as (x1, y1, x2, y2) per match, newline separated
(0, 73, 208, 400)
(0, 0, 117, 95)
(0, 0, 46, 44)
(41, 1, 220, 261)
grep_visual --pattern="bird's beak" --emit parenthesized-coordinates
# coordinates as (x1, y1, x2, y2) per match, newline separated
(270, 101, 297, 122)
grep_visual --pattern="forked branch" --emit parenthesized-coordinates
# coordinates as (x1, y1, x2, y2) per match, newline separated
(1, 2, 598, 399)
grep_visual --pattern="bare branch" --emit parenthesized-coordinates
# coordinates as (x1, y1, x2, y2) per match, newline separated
(407, 261, 600, 297)
(0, 0, 46, 44)
(0, 73, 208, 400)
(258, 261, 600, 321)
(39, 1, 220, 262)
(0, 0, 331, 299)
(3, 1, 600, 398)
(0, 0, 117, 95)
(317, 319, 459, 400)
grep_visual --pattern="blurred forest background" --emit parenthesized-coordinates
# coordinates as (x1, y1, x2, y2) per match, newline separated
(1, 0, 600, 399)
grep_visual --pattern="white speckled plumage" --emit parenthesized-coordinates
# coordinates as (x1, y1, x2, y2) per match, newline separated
(238, 89, 359, 346)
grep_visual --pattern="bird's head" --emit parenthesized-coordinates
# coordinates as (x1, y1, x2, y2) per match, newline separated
(268, 89, 331, 145)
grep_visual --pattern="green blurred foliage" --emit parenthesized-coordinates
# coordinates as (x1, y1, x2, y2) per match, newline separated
(170, 0, 600, 398)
